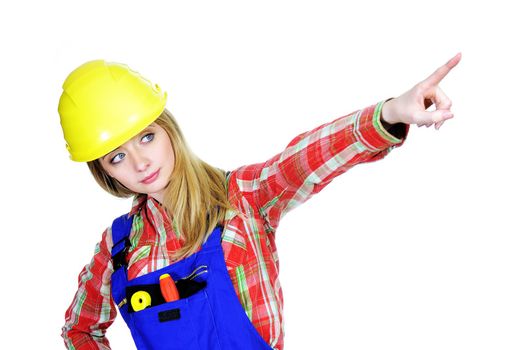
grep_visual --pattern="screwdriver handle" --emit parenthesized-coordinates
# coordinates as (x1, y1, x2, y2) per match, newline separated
(160, 273, 180, 302)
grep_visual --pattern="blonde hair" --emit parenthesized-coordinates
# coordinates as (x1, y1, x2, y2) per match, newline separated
(87, 109, 237, 261)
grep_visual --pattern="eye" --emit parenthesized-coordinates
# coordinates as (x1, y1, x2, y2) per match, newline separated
(110, 153, 125, 164)
(141, 133, 154, 143)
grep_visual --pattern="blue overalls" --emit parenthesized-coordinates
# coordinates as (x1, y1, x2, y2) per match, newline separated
(110, 213, 274, 350)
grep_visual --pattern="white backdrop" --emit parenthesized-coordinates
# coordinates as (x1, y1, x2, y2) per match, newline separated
(1, 1, 526, 349)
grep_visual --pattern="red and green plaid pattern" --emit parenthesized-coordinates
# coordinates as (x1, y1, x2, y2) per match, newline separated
(62, 99, 408, 349)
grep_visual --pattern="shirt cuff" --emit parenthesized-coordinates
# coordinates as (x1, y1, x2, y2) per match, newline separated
(356, 99, 409, 151)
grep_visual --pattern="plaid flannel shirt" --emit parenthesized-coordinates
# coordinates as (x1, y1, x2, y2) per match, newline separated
(62, 99, 409, 349)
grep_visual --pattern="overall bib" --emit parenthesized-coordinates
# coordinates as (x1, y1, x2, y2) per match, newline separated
(110, 214, 274, 350)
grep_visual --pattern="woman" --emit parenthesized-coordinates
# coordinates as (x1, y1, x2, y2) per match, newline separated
(60, 53, 461, 349)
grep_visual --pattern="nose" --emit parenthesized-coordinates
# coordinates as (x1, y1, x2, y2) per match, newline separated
(129, 150, 150, 173)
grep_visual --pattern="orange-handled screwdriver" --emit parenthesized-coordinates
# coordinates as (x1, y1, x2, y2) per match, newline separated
(160, 273, 180, 302)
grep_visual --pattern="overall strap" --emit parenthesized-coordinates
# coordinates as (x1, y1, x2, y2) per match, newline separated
(111, 213, 134, 270)
(110, 213, 133, 311)
(201, 225, 224, 251)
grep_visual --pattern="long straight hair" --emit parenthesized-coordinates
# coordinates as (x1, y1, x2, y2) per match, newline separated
(87, 109, 237, 261)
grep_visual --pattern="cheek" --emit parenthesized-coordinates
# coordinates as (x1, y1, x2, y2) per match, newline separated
(103, 166, 117, 180)
(161, 140, 175, 165)
(168, 148, 175, 165)
(101, 162, 118, 180)
(108, 168, 130, 185)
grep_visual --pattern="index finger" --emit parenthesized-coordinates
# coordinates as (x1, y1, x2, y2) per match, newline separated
(421, 52, 462, 89)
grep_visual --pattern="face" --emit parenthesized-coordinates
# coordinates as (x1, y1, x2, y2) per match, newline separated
(99, 122, 175, 204)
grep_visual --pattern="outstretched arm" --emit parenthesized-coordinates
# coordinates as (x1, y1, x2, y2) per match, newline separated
(229, 99, 409, 233)
(229, 53, 461, 234)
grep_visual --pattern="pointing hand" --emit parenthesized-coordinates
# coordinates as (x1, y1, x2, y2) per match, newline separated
(381, 53, 461, 130)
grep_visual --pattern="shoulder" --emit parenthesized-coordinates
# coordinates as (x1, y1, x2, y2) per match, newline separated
(96, 213, 133, 254)
(93, 225, 113, 258)
(91, 213, 132, 271)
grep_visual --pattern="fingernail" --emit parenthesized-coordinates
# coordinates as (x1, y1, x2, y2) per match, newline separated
(443, 113, 453, 119)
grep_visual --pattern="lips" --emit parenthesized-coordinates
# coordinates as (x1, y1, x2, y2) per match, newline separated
(141, 169, 160, 184)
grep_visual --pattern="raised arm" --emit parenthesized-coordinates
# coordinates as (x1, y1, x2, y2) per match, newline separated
(229, 98, 409, 233)
(228, 53, 461, 233)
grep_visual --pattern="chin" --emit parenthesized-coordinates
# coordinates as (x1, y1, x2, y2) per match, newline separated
(144, 180, 169, 194)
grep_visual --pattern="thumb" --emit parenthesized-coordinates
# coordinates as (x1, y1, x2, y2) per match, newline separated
(413, 109, 453, 125)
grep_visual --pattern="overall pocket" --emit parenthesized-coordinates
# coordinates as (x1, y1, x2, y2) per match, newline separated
(126, 265, 209, 313)
(129, 266, 222, 350)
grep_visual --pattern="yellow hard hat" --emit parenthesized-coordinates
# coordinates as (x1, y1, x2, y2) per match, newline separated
(58, 60, 167, 162)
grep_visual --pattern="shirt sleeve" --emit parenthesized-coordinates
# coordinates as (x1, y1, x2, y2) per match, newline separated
(62, 227, 117, 349)
(229, 99, 410, 233)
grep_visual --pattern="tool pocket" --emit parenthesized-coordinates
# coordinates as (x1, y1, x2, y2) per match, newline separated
(125, 265, 209, 313)
(129, 266, 222, 350)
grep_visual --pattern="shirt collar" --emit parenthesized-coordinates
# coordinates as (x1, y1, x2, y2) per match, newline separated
(129, 193, 164, 217)
(129, 194, 146, 217)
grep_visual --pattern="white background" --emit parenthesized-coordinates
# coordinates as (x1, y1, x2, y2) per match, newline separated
(1, 1, 526, 349)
